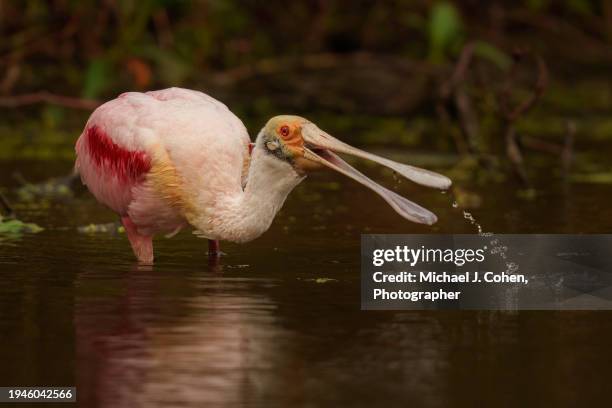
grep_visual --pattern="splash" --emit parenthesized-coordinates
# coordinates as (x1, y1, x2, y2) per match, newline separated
(462, 210, 483, 235)
(448, 191, 521, 278)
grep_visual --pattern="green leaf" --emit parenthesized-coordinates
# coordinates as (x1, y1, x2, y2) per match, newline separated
(428, 2, 463, 63)
(0, 218, 44, 237)
(83, 58, 110, 99)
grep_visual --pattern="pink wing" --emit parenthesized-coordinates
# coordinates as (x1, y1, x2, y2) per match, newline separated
(76, 124, 152, 215)
(75, 88, 251, 234)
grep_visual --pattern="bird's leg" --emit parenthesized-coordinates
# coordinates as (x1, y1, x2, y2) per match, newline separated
(207, 240, 222, 269)
(121, 216, 154, 264)
(208, 239, 221, 257)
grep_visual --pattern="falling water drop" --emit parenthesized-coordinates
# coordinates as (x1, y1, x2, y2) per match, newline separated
(505, 262, 519, 274)
(391, 171, 402, 188)
(462, 210, 483, 235)
(445, 190, 519, 278)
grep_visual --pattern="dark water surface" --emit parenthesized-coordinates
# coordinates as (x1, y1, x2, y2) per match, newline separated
(1, 157, 611, 407)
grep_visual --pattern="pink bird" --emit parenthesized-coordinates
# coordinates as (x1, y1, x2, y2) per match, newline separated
(75, 88, 451, 263)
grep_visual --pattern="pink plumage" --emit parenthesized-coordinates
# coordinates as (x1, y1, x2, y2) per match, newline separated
(76, 88, 251, 263)
(76, 87, 451, 263)
(84, 125, 151, 183)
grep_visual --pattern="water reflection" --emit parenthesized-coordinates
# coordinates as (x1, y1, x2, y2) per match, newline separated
(1, 159, 612, 406)
(75, 263, 294, 407)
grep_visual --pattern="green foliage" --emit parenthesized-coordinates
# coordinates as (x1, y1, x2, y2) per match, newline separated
(0, 0, 611, 168)
(0, 215, 44, 241)
(0, 0, 608, 100)
(83, 59, 111, 99)
(428, 2, 463, 62)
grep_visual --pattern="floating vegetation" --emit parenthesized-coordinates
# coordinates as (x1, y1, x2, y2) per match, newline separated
(570, 172, 612, 184)
(314, 278, 337, 284)
(0, 192, 44, 240)
(77, 222, 124, 235)
(15, 172, 81, 201)
(0, 214, 44, 240)
(299, 277, 339, 284)
(17, 182, 72, 201)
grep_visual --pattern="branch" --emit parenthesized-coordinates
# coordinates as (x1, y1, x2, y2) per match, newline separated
(440, 41, 476, 99)
(437, 42, 479, 155)
(0, 91, 101, 110)
(210, 52, 430, 85)
(0, 192, 15, 218)
(500, 49, 549, 122)
(497, 48, 549, 187)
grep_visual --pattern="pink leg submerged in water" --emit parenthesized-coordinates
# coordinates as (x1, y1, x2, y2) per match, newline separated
(121, 216, 154, 264)
(208, 240, 221, 257)
(122, 217, 219, 264)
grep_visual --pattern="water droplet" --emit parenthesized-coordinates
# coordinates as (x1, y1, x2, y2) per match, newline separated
(462, 211, 483, 234)
(505, 262, 519, 274)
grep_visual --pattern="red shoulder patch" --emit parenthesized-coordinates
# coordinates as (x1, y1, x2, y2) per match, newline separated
(86, 125, 151, 182)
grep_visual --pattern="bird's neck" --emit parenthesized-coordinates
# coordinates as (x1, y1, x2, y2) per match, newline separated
(201, 145, 304, 242)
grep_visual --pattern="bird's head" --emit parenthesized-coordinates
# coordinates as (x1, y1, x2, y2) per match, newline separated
(257, 115, 452, 225)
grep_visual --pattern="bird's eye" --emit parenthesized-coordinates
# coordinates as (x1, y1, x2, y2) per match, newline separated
(279, 125, 290, 138)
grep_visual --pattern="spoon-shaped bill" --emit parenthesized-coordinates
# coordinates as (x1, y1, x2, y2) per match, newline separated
(302, 124, 452, 190)
(303, 148, 438, 225)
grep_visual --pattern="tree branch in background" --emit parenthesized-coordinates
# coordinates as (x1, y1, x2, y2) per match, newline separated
(499, 50, 548, 121)
(0, 64, 21, 94)
(498, 49, 549, 186)
(440, 42, 476, 97)
(437, 42, 480, 156)
(0, 192, 15, 219)
(210, 52, 426, 86)
(0, 91, 101, 110)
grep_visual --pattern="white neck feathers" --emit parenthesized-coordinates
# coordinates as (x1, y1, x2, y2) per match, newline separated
(195, 146, 304, 242)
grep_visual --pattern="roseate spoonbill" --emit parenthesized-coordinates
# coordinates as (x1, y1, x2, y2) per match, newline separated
(75, 88, 451, 263)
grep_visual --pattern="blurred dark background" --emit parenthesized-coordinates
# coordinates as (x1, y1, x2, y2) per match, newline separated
(0, 0, 611, 185)
(1, 5, 612, 406)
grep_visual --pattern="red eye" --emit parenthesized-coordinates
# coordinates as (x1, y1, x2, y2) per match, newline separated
(279, 125, 290, 138)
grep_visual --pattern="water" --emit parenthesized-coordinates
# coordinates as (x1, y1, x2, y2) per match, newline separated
(1, 158, 612, 407)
